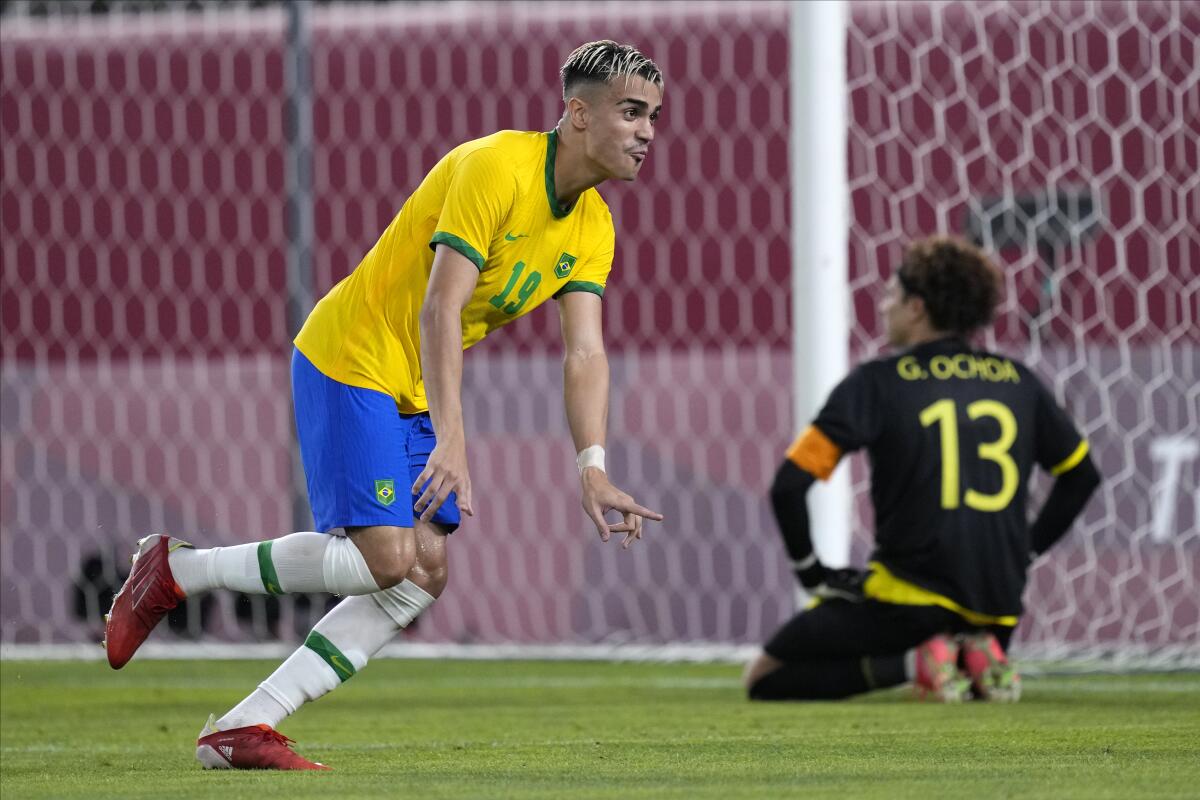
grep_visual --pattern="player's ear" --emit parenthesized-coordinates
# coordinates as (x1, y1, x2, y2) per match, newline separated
(897, 290, 920, 321)
(908, 294, 930, 324)
(566, 95, 589, 130)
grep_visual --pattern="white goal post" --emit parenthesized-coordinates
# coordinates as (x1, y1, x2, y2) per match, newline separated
(791, 0, 852, 571)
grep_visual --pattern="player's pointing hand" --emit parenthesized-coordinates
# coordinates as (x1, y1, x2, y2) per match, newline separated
(580, 467, 663, 548)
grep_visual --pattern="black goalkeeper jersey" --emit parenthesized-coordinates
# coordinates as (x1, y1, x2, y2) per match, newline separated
(811, 337, 1087, 618)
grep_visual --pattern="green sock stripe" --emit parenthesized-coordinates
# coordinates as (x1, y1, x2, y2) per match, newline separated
(304, 631, 357, 682)
(256, 541, 284, 596)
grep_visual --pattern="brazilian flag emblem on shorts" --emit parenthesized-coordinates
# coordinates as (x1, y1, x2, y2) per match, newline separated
(554, 251, 577, 279)
(374, 479, 396, 506)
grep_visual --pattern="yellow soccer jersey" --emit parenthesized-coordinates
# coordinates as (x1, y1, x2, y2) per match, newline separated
(294, 129, 615, 414)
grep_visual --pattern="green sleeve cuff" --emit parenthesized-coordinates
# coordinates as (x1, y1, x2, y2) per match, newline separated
(554, 280, 605, 299)
(429, 231, 485, 271)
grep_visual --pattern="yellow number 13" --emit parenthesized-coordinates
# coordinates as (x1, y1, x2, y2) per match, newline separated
(919, 398, 1019, 512)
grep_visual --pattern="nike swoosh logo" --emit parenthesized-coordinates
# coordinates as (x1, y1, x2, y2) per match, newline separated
(504, 232, 528, 241)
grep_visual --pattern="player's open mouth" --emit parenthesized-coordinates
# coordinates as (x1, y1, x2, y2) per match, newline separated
(630, 152, 646, 164)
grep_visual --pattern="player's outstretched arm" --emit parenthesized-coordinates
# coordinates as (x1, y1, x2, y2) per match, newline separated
(770, 460, 823, 584)
(770, 459, 867, 601)
(558, 291, 663, 548)
(414, 244, 481, 520)
(1030, 451, 1101, 557)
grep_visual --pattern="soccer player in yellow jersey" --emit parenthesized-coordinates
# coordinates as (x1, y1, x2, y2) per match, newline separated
(744, 237, 1100, 704)
(103, 40, 665, 770)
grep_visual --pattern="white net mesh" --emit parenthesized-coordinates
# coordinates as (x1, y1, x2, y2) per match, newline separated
(1, 0, 1196, 666)
(845, 0, 1199, 665)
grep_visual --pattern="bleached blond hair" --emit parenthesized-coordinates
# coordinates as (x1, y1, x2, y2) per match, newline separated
(560, 40, 664, 101)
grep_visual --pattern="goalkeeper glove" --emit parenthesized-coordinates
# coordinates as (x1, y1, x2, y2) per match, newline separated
(812, 567, 869, 602)
(795, 556, 868, 602)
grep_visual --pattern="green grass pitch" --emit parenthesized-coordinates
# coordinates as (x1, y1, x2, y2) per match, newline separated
(2, 659, 1198, 799)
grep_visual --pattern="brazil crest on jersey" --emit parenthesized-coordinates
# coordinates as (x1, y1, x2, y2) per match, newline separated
(785, 337, 1089, 620)
(294, 129, 615, 413)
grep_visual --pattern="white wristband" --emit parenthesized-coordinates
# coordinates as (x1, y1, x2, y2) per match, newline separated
(576, 445, 606, 475)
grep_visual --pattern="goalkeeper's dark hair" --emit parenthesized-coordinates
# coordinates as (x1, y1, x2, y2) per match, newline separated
(896, 236, 1003, 336)
(560, 40, 664, 101)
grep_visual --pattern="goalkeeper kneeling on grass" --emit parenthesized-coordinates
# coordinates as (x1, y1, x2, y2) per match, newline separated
(744, 236, 1101, 702)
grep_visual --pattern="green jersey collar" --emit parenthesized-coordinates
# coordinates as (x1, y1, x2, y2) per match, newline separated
(545, 128, 575, 219)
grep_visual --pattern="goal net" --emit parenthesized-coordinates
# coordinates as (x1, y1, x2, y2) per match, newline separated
(844, 0, 1198, 665)
(1, 0, 1195, 667)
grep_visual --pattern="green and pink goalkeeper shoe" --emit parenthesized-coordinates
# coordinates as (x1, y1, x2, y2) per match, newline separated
(103, 534, 191, 669)
(959, 632, 1022, 702)
(912, 634, 971, 702)
(196, 715, 330, 771)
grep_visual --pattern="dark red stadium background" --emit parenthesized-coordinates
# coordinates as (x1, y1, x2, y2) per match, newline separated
(4, 2, 1195, 363)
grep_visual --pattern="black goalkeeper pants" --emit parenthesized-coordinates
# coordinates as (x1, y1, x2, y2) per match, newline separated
(749, 599, 1014, 701)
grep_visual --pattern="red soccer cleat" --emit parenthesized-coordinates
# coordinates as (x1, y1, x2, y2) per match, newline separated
(196, 715, 331, 770)
(959, 632, 1022, 702)
(103, 534, 190, 669)
(912, 634, 971, 702)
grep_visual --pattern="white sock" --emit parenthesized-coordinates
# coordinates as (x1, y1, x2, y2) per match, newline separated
(169, 543, 261, 595)
(169, 532, 380, 597)
(216, 580, 435, 729)
(903, 648, 917, 682)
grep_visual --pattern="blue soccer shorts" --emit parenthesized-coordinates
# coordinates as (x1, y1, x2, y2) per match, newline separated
(291, 348, 461, 533)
